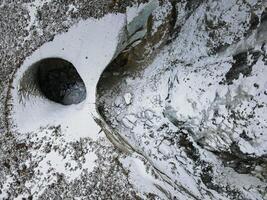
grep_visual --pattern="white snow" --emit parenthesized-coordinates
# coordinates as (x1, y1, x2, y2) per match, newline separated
(123, 92, 132, 105)
(11, 13, 126, 142)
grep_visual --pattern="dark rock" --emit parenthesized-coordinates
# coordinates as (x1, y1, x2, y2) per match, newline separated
(178, 133, 200, 161)
(37, 58, 87, 105)
(253, 83, 259, 88)
(225, 52, 249, 84)
(260, 7, 267, 23)
(240, 130, 253, 141)
(249, 12, 259, 30)
(225, 49, 261, 84)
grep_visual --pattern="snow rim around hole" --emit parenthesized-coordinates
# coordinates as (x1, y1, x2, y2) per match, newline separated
(9, 13, 126, 141)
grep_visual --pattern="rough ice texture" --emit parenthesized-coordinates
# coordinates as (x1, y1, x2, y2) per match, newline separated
(98, 0, 267, 199)
(0, 0, 267, 199)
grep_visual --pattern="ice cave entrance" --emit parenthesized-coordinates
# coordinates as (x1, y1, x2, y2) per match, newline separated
(37, 58, 87, 105)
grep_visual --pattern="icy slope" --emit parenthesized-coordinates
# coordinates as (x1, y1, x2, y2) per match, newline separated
(97, 0, 267, 199)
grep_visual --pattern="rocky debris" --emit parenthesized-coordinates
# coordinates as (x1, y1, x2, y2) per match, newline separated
(0, 126, 138, 199)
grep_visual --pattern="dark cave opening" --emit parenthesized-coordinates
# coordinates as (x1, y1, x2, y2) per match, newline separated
(37, 58, 86, 105)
